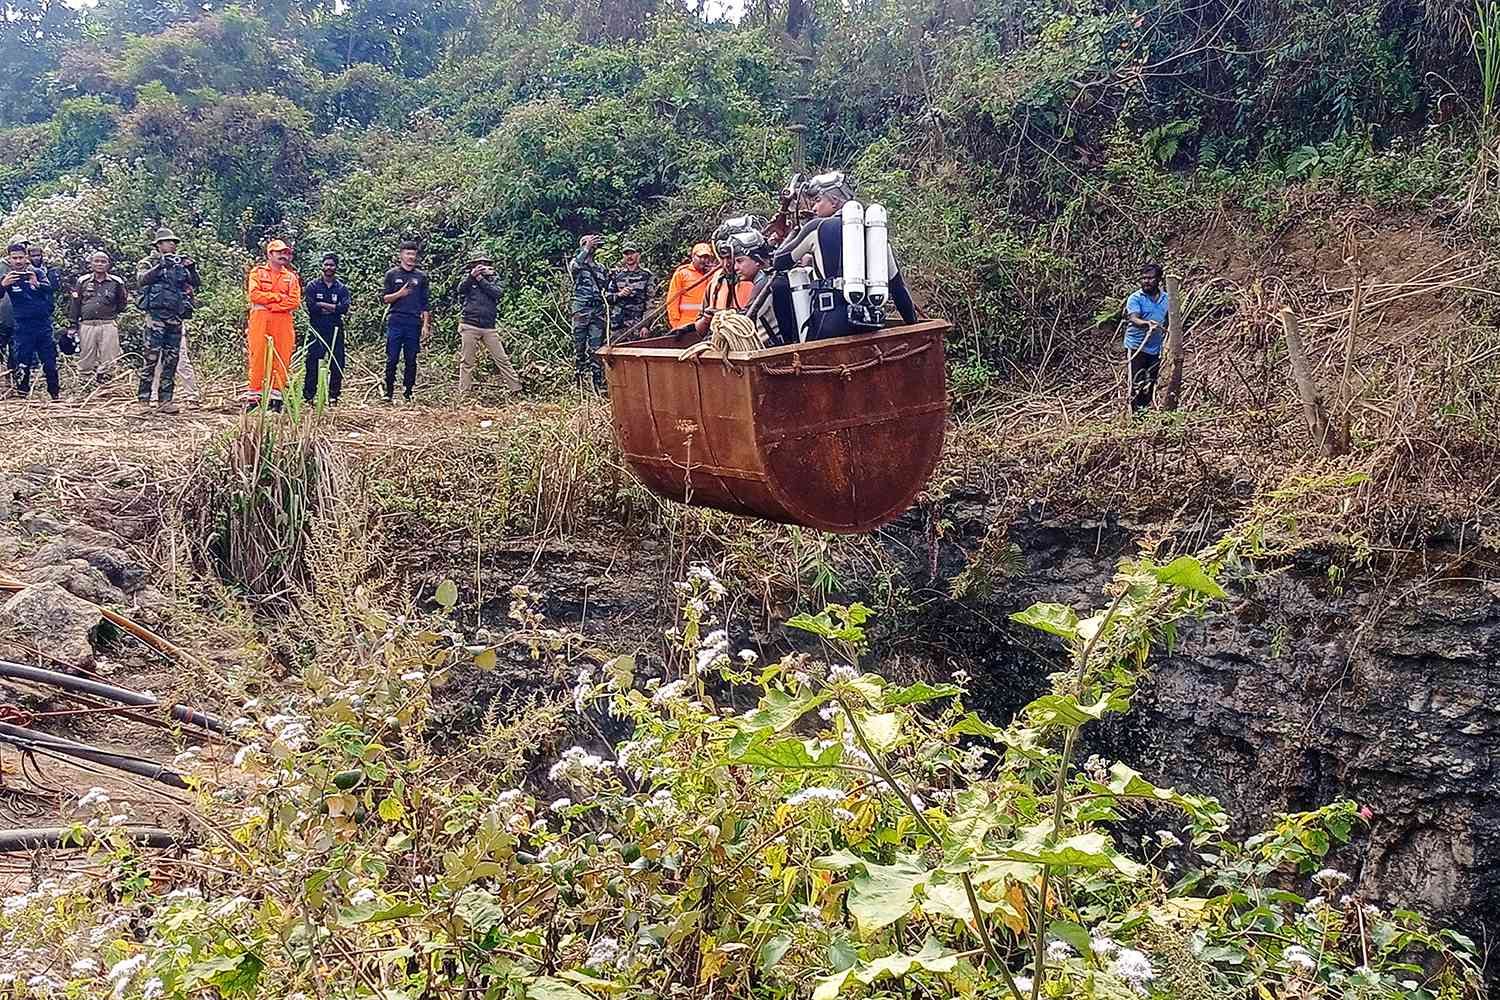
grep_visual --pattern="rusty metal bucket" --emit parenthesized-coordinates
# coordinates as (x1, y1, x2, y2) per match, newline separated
(599, 320, 949, 533)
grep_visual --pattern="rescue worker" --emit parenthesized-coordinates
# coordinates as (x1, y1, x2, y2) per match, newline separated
(244, 238, 302, 412)
(607, 242, 654, 340)
(568, 234, 610, 391)
(771, 173, 918, 340)
(303, 252, 351, 404)
(664, 242, 717, 331)
(381, 240, 430, 403)
(456, 247, 522, 400)
(1123, 263, 1168, 413)
(135, 227, 200, 414)
(2, 240, 58, 401)
(737, 237, 799, 347)
(0, 282, 16, 388)
(67, 251, 129, 388)
(696, 230, 761, 338)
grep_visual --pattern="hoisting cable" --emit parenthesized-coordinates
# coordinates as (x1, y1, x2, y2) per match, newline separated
(0, 659, 227, 735)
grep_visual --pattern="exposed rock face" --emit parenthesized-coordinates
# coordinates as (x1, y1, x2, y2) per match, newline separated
(895, 509, 1499, 978)
(0, 582, 104, 667)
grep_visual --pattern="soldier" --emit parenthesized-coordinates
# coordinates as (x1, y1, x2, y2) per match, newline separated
(567, 234, 610, 391)
(2, 240, 58, 401)
(67, 251, 129, 388)
(456, 247, 522, 400)
(608, 242, 654, 340)
(135, 227, 201, 415)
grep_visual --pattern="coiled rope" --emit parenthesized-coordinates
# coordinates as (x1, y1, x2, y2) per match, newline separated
(676, 310, 765, 363)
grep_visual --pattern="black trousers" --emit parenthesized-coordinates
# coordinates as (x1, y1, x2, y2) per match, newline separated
(1129, 350, 1162, 412)
(305, 324, 346, 402)
(384, 324, 420, 399)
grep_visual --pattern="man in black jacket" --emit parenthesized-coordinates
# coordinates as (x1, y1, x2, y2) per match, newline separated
(303, 252, 351, 404)
(456, 247, 522, 400)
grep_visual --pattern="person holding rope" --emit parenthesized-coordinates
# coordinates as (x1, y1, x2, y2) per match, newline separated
(1123, 262, 1168, 413)
(568, 234, 611, 392)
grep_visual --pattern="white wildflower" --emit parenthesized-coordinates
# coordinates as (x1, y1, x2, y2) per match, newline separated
(686, 597, 708, 616)
(1110, 948, 1155, 992)
(78, 787, 111, 810)
(818, 703, 842, 723)
(107, 813, 131, 827)
(587, 935, 622, 968)
(1091, 936, 1119, 957)
(738, 649, 758, 664)
(827, 663, 859, 684)
(695, 629, 731, 672)
(1154, 829, 1184, 849)
(550, 798, 572, 813)
(1083, 754, 1110, 782)
(1312, 868, 1350, 890)
(108, 955, 147, 997)
(1046, 938, 1076, 961)
(1304, 895, 1327, 912)
(71, 959, 99, 974)
(833, 808, 855, 823)
(785, 786, 845, 808)
(651, 679, 690, 706)
(350, 888, 377, 906)
(793, 671, 813, 688)
(547, 746, 614, 787)
(538, 842, 564, 862)
(1014, 976, 1033, 994)
(232, 742, 261, 768)
(142, 977, 165, 1000)
(1284, 944, 1317, 972)
(400, 670, 425, 683)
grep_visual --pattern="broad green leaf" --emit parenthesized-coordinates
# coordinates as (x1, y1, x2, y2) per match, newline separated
(473, 648, 497, 671)
(211, 953, 264, 998)
(813, 848, 866, 871)
(1026, 693, 1114, 728)
(435, 579, 459, 610)
(946, 712, 1004, 738)
(758, 933, 792, 973)
(922, 877, 1002, 922)
(354, 902, 423, 923)
(527, 978, 593, 1000)
(378, 797, 406, 822)
(946, 788, 1001, 849)
(1153, 556, 1228, 599)
(1009, 602, 1079, 640)
(857, 712, 901, 751)
(727, 733, 840, 769)
(847, 857, 929, 930)
(813, 937, 961, 998)
(734, 689, 827, 735)
(1048, 920, 1092, 955)
(884, 680, 962, 705)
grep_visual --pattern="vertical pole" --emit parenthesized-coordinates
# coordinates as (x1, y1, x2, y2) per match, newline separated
(1160, 274, 1185, 410)
(1281, 307, 1336, 457)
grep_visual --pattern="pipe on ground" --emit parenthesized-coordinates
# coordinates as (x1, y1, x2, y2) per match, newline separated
(0, 721, 190, 789)
(0, 826, 185, 853)
(0, 658, 227, 735)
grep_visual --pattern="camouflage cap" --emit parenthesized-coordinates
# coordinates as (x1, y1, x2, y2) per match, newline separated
(152, 227, 179, 245)
(465, 246, 495, 265)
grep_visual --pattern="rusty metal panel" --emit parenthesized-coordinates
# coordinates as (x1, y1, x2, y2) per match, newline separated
(599, 320, 949, 533)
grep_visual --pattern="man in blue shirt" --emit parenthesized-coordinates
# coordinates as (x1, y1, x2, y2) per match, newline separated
(1123, 263, 1169, 413)
(381, 241, 430, 403)
(2, 241, 59, 401)
(303, 252, 351, 404)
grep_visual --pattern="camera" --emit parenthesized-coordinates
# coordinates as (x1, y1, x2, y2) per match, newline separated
(162, 253, 178, 264)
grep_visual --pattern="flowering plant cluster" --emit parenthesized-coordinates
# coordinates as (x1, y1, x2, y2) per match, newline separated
(0, 553, 1482, 1000)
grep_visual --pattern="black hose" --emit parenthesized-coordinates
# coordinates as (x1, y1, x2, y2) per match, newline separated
(0, 722, 190, 789)
(0, 826, 185, 852)
(0, 659, 228, 735)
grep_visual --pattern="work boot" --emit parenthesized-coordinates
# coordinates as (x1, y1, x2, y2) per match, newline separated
(158, 401, 180, 415)
(137, 400, 153, 415)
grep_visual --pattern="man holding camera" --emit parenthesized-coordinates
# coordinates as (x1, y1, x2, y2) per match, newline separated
(2, 240, 59, 401)
(568, 234, 610, 392)
(135, 227, 200, 414)
(456, 247, 522, 400)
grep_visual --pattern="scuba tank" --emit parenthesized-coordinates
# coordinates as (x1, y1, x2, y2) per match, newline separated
(788, 267, 813, 342)
(840, 201, 867, 303)
(864, 203, 889, 308)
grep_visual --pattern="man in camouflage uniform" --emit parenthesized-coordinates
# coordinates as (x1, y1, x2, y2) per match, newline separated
(567, 234, 611, 391)
(135, 227, 201, 415)
(608, 242, 654, 341)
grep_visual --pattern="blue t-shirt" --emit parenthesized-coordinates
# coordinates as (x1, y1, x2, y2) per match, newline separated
(1124, 288, 1169, 355)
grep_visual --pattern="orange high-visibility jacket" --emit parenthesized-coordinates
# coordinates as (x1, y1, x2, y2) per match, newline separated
(245, 264, 302, 395)
(704, 272, 754, 312)
(665, 263, 717, 329)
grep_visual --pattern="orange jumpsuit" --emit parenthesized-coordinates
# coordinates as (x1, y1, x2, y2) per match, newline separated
(244, 264, 301, 401)
(665, 263, 717, 329)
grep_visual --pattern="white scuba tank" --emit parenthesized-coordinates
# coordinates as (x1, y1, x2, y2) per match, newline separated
(788, 266, 813, 342)
(840, 200, 867, 303)
(864, 202, 889, 307)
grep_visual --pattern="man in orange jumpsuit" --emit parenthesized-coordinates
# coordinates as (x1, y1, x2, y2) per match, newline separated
(664, 242, 717, 331)
(244, 238, 301, 412)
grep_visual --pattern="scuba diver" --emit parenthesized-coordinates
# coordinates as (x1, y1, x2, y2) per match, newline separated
(771, 171, 918, 341)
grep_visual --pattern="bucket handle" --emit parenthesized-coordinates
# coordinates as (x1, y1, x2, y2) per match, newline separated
(759, 338, 932, 378)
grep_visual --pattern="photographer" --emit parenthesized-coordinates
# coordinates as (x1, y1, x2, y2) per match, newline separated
(2, 240, 59, 401)
(134, 227, 200, 415)
(567, 233, 610, 392)
(456, 247, 522, 401)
